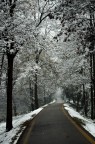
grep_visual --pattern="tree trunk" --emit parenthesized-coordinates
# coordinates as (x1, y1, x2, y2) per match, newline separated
(82, 84, 87, 116)
(32, 90, 35, 111)
(34, 73, 39, 109)
(0, 53, 5, 86)
(89, 9, 94, 119)
(13, 98, 17, 116)
(76, 95, 79, 112)
(93, 53, 95, 118)
(44, 85, 46, 104)
(6, 55, 14, 131)
(29, 78, 34, 111)
(90, 53, 94, 119)
(34, 50, 42, 109)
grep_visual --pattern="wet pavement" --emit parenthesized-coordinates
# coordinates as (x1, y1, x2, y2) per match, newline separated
(26, 103, 91, 144)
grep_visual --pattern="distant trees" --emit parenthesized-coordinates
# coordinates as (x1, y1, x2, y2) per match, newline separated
(15, 34, 59, 109)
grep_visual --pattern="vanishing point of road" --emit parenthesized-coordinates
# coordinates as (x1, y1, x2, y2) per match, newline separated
(17, 103, 95, 144)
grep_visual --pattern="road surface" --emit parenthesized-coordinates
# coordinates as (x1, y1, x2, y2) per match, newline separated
(17, 103, 93, 144)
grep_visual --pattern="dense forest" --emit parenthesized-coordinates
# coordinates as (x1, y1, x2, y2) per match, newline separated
(0, 0, 95, 131)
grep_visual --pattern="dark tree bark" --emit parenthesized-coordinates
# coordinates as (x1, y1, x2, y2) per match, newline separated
(5, 38, 18, 132)
(44, 85, 46, 104)
(13, 98, 17, 116)
(34, 49, 42, 109)
(76, 94, 80, 112)
(34, 73, 39, 109)
(93, 54, 95, 118)
(90, 53, 94, 119)
(29, 78, 34, 111)
(6, 54, 14, 131)
(82, 84, 88, 116)
(0, 53, 5, 86)
(89, 7, 94, 119)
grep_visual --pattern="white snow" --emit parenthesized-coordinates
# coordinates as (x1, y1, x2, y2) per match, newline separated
(64, 103, 95, 138)
(10, 49, 15, 54)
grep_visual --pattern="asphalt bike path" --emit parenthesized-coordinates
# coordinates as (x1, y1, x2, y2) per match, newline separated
(17, 103, 95, 144)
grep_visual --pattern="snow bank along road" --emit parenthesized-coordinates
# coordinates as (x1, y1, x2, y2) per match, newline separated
(17, 103, 95, 144)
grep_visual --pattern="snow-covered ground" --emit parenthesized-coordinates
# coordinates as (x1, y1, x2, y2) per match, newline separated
(64, 103, 95, 138)
(0, 101, 55, 144)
